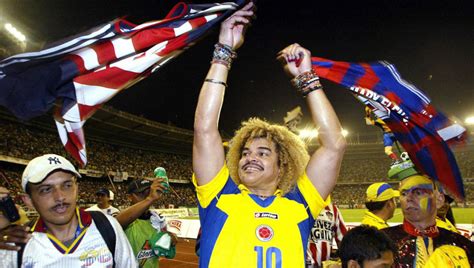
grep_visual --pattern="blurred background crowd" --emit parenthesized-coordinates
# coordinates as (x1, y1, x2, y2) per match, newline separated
(1, 118, 473, 210)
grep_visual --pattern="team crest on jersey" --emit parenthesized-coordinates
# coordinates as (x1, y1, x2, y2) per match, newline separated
(254, 212, 278, 219)
(256, 225, 274, 242)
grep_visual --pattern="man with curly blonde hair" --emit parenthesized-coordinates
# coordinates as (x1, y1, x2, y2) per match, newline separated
(226, 117, 310, 195)
(192, 3, 346, 267)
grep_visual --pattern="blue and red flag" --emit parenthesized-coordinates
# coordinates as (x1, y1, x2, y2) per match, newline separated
(312, 57, 466, 200)
(0, 1, 247, 166)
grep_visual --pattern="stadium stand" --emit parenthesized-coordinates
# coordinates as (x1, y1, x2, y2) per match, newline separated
(1, 107, 473, 211)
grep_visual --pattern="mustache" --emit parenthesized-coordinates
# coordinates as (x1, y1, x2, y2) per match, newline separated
(242, 162, 263, 170)
(52, 202, 71, 209)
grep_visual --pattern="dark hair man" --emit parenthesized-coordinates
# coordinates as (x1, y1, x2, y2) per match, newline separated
(436, 192, 459, 233)
(361, 182, 399, 229)
(339, 225, 396, 268)
(116, 178, 177, 268)
(0, 154, 136, 267)
(86, 188, 120, 217)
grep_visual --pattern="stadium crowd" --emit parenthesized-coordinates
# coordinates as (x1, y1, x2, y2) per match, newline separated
(1, 119, 474, 209)
(0, 119, 192, 180)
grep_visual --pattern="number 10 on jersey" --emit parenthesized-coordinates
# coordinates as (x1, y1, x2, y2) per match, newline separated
(254, 246, 282, 268)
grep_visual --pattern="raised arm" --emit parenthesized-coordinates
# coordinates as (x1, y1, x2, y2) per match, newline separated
(193, 2, 254, 185)
(278, 44, 346, 199)
(115, 180, 163, 229)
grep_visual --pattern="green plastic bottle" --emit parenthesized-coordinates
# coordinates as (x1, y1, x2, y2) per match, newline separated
(154, 167, 170, 193)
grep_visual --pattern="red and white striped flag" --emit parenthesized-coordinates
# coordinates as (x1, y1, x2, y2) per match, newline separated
(0, 1, 247, 166)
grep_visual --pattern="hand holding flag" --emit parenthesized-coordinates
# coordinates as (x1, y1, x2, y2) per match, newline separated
(312, 57, 466, 200)
(0, 0, 248, 166)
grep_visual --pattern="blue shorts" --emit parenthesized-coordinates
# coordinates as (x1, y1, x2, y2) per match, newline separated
(383, 132, 396, 147)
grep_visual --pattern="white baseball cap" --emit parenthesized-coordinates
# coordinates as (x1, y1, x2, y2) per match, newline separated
(22, 154, 81, 191)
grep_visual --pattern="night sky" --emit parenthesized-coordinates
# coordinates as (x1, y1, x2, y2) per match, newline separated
(2, 0, 473, 139)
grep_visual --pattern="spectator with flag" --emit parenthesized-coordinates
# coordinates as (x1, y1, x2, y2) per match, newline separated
(192, 2, 346, 267)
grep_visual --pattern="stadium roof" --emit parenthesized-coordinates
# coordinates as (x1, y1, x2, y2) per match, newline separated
(0, 105, 194, 156)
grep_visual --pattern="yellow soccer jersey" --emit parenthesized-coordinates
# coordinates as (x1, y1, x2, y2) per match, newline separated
(436, 217, 459, 233)
(361, 211, 389, 229)
(193, 165, 328, 268)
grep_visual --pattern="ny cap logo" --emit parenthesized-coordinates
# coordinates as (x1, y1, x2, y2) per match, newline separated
(48, 156, 62, 165)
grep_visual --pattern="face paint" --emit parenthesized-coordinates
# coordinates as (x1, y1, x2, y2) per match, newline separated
(419, 196, 432, 211)
(399, 175, 434, 192)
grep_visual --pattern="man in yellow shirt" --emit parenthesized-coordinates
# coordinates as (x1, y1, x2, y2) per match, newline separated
(192, 3, 346, 267)
(361, 182, 399, 229)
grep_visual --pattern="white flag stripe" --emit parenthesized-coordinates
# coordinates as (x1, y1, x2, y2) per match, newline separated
(133, 20, 165, 31)
(55, 119, 88, 165)
(0, 24, 114, 68)
(189, 4, 237, 15)
(55, 120, 69, 145)
(62, 103, 82, 122)
(74, 48, 100, 71)
(112, 37, 136, 59)
(204, 14, 218, 22)
(78, 148, 87, 163)
(437, 124, 466, 141)
(383, 61, 430, 104)
(1, 39, 104, 68)
(74, 82, 118, 107)
(110, 43, 166, 73)
(174, 21, 193, 36)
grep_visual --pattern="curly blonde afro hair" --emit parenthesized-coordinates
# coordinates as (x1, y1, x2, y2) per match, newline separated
(226, 118, 309, 195)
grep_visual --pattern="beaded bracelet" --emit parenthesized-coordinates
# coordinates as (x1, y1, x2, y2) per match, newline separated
(211, 43, 237, 69)
(291, 70, 323, 97)
(300, 79, 323, 97)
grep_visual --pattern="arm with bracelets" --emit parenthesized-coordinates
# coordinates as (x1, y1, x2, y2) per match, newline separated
(277, 44, 347, 199)
(193, 2, 255, 186)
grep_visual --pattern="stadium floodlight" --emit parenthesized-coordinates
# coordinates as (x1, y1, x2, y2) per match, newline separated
(341, 128, 349, 137)
(465, 116, 474, 126)
(299, 128, 318, 139)
(4, 23, 26, 42)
